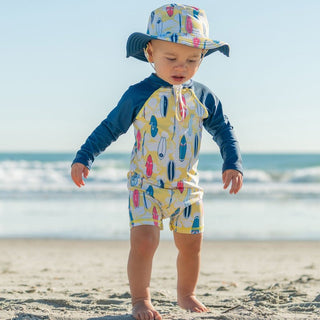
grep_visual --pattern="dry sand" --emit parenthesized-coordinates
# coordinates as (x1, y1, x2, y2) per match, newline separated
(1, 239, 320, 320)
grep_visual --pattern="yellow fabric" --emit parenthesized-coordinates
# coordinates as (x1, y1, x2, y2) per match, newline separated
(127, 86, 208, 233)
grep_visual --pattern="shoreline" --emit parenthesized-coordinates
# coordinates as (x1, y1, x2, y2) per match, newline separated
(2, 237, 320, 243)
(1, 239, 320, 319)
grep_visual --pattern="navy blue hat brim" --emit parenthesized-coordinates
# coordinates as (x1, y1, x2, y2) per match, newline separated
(126, 33, 154, 62)
(126, 32, 230, 62)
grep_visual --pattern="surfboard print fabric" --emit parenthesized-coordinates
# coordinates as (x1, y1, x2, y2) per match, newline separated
(72, 73, 243, 234)
(129, 85, 208, 188)
(128, 82, 208, 233)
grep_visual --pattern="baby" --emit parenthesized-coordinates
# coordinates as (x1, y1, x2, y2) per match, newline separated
(71, 4, 243, 320)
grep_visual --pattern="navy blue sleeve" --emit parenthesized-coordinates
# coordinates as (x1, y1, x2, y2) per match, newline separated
(192, 82, 243, 174)
(72, 75, 161, 169)
(72, 88, 137, 169)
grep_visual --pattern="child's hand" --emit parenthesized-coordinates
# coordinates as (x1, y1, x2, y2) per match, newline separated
(71, 163, 89, 188)
(222, 169, 243, 194)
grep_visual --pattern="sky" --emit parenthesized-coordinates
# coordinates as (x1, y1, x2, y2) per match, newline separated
(1, 0, 319, 153)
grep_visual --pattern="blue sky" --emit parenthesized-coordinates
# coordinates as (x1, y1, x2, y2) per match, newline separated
(1, 0, 319, 153)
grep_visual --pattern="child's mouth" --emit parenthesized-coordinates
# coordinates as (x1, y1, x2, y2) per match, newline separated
(172, 76, 185, 82)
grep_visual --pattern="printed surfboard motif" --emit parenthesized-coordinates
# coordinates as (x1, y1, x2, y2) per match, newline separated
(130, 172, 139, 187)
(177, 180, 184, 193)
(193, 8, 199, 18)
(172, 208, 180, 217)
(193, 37, 200, 47)
(172, 116, 176, 140)
(136, 130, 141, 151)
(160, 95, 168, 117)
(203, 40, 207, 49)
(141, 131, 146, 155)
(157, 136, 167, 160)
(166, 6, 174, 17)
(133, 189, 139, 208)
(146, 155, 153, 178)
(152, 206, 159, 226)
(187, 159, 192, 172)
(186, 15, 193, 33)
(184, 205, 191, 218)
(167, 160, 175, 181)
(179, 135, 187, 162)
(150, 11, 155, 24)
(133, 141, 137, 154)
(171, 33, 178, 43)
(149, 115, 158, 137)
(146, 185, 154, 197)
(158, 179, 164, 188)
(191, 216, 200, 234)
(129, 209, 134, 224)
(167, 189, 174, 208)
(143, 192, 149, 209)
(194, 134, 199, 158)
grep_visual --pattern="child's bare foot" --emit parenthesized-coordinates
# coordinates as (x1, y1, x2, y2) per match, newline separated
(132, 300, 162, 320)
(178, 295, 208, 312)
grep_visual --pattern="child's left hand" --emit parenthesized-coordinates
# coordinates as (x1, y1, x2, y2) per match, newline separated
(222, 169, 243, 194)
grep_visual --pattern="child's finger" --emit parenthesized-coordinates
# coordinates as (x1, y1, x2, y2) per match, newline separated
(223, 174, 232, 189)
(71, 172, 84, 187)
(83, 167, 89, 179)
(230, 175, 243, 194)
(71, 164, 87, 188)
(229, 176, 238, 194)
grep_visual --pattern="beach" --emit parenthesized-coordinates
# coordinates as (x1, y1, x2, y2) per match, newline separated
(1, 153, 320, 319)
(1, 239, 320, 320)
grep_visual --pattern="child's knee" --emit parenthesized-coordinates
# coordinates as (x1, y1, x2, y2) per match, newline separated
(174, 233, 202, 255)
(130, 225, 160, 256)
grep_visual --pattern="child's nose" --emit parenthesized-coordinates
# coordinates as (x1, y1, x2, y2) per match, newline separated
(174, 61, 187, 71)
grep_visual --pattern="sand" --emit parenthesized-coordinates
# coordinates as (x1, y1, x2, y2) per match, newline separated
(1, 239, 320, 320)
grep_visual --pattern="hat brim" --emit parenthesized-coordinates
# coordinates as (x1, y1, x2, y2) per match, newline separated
(126, 32, 230, 62)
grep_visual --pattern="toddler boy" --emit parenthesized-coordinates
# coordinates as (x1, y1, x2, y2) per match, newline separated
(71, 4, 243, 320)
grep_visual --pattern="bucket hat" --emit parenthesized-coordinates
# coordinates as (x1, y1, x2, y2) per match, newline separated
(126, 4, 230, 62)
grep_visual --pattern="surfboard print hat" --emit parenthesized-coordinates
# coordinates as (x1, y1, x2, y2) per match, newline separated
(126, 4, 230, 62)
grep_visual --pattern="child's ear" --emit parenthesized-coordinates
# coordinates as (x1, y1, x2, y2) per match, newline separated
(146, 43, 154, 63)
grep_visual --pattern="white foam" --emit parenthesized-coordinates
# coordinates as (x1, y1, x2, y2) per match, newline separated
(1, 160, 320, 199)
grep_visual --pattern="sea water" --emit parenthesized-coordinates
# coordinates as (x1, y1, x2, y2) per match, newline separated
(0, 152, 319, 240)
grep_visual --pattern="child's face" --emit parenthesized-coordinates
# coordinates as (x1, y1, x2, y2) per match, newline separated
(147, 40, 203, 85)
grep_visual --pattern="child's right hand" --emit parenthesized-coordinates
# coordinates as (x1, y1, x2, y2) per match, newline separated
(71, 163, 89, 188)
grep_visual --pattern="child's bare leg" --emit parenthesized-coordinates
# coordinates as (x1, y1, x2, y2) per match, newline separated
(127, 225, 162, 320)
(173, 232, 208, 312)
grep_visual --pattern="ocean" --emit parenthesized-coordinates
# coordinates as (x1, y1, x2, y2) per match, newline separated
(0, 152, 319, 240)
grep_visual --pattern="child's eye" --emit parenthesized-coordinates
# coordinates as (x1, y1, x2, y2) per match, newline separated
(188, 59, 197, 63)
